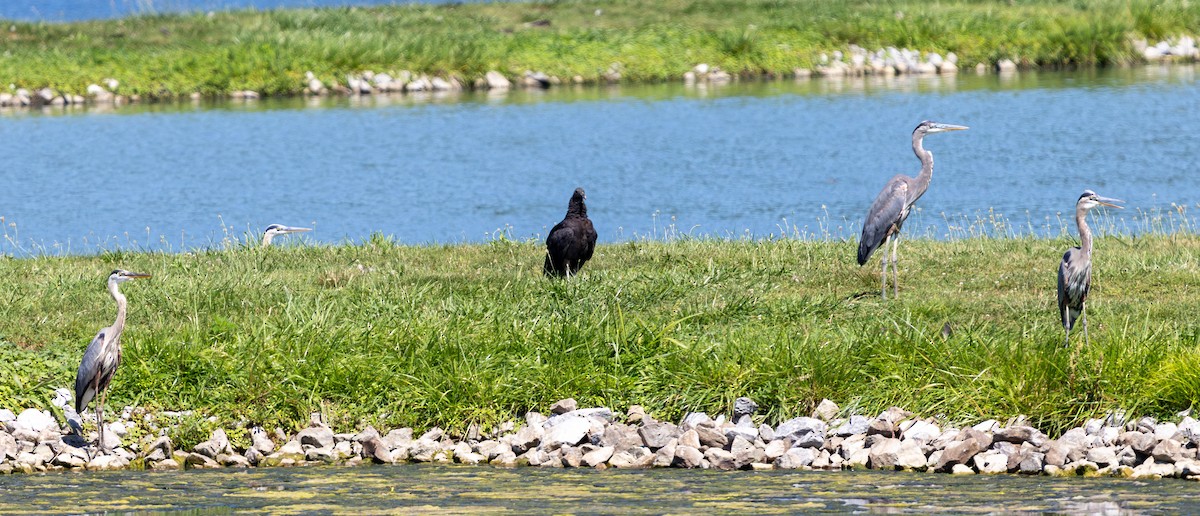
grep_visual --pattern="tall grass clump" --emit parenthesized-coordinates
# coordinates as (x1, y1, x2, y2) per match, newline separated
(0, 231, 1197, 447)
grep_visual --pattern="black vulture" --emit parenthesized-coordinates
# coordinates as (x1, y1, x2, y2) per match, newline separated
(543, 187, 597, 278)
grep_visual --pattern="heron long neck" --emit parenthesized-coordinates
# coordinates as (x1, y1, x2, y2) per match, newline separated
(1076, 205, 1093, 258)
(109, 279, 128, 337)
(262, 232, 274, 247)
(910, 131, 934, 201)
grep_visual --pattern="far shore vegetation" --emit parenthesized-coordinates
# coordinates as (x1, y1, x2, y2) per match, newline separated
(0, 0, 1197, 98)
(1, 225, 1198, 447)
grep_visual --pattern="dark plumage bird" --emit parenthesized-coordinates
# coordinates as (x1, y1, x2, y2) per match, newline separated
(544, 187, 597, 278)
(1058, 190, 1123, 347)
(857, 120, 968, 299)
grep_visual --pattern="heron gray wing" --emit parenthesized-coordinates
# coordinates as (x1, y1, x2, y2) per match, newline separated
(858, 178, 908, 265)
(1057, 248, 1091, 329)
(74, 329, 107, 413)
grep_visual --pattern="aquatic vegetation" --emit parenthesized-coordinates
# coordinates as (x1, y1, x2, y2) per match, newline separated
(6, 462, 1199, 513)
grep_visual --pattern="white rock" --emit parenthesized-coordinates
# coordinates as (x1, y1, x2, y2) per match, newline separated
(1100, 426, 1119, 445)
(847, 448, 870, 468)
(278, 440, 304, 455)
(88, 454, 128, 471)
(307, 78, 325, 94)
(1132, 458, 1176, 478)
(974, 451, 1008, 474)
(542, 416, 592, 450)
(774, 447, 816, 469)
(15, 409, 56, 433)
(775, 417, 827, 448)
(895, 440, 928, 470)
(812, 399, 839, 421)
(484, 71, 511, 90)
(1178, 417, 1200, 443)
(405, 76, 431, 92)
(1175, 459, 1200, 477)
(972, 420, 999, 432)
(1154, 422, 1178, 440)
(951, 463, 975, 475)
(902, 421, 940, 443)
(582, 446, 614, 467)
(1086, 446, 1118, 467)
(372, 73, 393, 87)
(764, 439, 787, 460)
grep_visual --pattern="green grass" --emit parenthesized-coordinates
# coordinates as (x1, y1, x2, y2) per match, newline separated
(1, 230, 1198, 447)
(0, 0, 1196, 97)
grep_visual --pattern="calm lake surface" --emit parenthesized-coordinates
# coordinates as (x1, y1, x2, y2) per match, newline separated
(0, 66, 1197, 255)
(2, 464, 1199, 514)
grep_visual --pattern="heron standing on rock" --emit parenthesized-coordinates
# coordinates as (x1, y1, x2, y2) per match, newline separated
(73, 269, 151, 450)
(262, 224, 312, 247)
(1058, 190, 1123, 347)
(857, 120, 968, 299)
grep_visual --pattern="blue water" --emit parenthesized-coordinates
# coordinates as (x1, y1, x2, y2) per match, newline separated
(0, 0, 484, 22)
(0, 67, 1197, 255)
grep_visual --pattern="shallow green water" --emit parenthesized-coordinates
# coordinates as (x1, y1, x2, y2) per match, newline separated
(2, 464, 1197, 514)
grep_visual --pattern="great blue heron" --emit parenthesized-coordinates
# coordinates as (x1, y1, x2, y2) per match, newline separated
(74, 269, 151, 450)
(857, 120, 969, 299)
(262, 224, 312, 247)
(1058, 190, 1123, 347)
(544, 187, 597, 278)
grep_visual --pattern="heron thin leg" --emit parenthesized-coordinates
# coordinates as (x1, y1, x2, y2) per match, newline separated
(890, 236, 901, 299)
(97, 391, 106, 452)
(880, 250, 888, 300)
(1062, 308, 1071, 347)
(1082, 306, 1089, 346)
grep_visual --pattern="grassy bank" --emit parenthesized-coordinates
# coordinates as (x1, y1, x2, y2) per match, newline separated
(1, 233, 1198, 447)
(0, 0, 1197, 97)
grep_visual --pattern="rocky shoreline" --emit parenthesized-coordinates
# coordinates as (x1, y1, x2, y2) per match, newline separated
(1, 36, 1196, 110)
(3, 396, 1200, 481)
